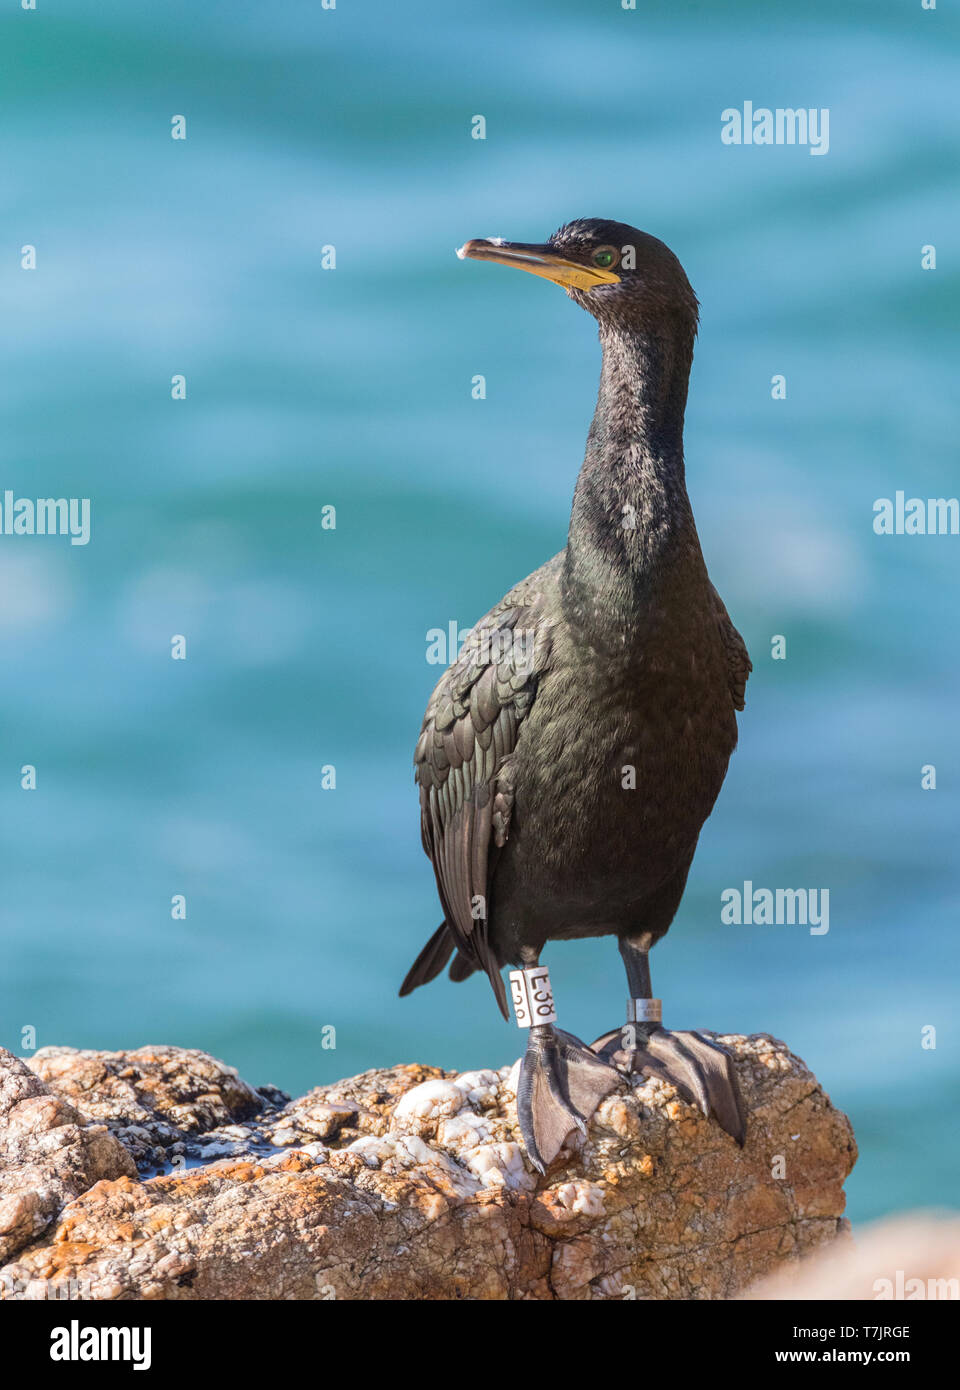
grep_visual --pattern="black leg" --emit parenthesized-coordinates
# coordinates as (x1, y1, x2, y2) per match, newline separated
(619, 935, 653, 1000)
(592, 937, 748, 1146)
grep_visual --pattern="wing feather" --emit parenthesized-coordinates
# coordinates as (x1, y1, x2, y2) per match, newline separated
(710, 582, 751, 712)
(414, 562, 556, 1016)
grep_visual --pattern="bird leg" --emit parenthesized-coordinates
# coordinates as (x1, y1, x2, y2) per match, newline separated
(591, 939, 747, 1146)
(511, 962, 621, 1174)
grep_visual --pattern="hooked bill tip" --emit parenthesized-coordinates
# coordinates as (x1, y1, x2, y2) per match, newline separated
(456, 236, 506, 260)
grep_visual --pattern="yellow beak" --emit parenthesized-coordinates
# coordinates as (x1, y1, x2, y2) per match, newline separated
(456, 238, 620, 291)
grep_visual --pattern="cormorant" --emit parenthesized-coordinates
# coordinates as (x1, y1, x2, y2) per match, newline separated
(401, 219, 751, 1172)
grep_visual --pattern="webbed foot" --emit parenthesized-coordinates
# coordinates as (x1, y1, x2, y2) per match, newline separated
(517, 1024, 621, 1173)
(592, 1023, 747, 1146)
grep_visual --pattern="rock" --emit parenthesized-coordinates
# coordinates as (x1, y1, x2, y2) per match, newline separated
(0, 1034, 856, 1300)
(0, 1050, 136, 1266)
(25, 1045, 273, 1171)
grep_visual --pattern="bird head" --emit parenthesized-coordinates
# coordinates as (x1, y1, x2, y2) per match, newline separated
(457, 218, 698, 334)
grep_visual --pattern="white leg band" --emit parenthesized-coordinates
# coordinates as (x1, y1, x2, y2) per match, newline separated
(627, 997, 662, 1024)
(509, 966, 558, 1028)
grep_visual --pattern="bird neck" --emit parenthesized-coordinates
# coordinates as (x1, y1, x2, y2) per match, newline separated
(562, 317, 702, 633)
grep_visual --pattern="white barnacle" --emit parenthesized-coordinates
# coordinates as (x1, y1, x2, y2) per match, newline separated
(452, 1069, 501, 1106)
(392, 1079, 465, 1123)
(392, 1135, 439, 1167)
(502, 1059, 522, 1098)
(556, 1181, 606, 1217)
(346, 1135, 396, 1168)
(466, 1141, 536, 1192)
(438, 1112, 494, 1153)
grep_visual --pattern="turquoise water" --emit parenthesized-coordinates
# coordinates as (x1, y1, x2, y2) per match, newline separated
(1, 1, 957, 1224)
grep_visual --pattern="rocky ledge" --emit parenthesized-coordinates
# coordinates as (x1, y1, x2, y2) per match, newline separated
(0, 1035, 856, 1300)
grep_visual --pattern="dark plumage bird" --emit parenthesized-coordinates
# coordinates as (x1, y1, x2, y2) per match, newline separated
(401, 219, 751, 1172)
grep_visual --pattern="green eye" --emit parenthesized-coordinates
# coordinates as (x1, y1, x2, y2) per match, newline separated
(592, 247, 617, 269)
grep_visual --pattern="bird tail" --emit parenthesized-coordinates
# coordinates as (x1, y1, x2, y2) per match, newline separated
(449, 951, 477, 983)
(399, 922, 456, 996)
(399, 921, 482, 997)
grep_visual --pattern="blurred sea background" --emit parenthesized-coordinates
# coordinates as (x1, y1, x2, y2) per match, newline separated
(0, 0, 957, 1224)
